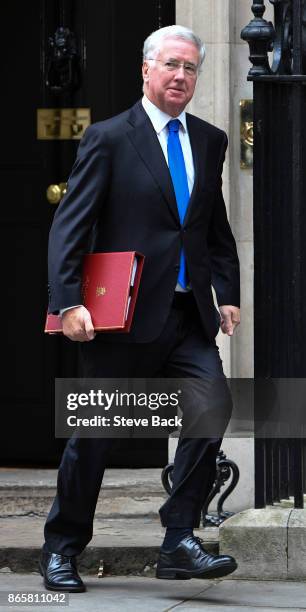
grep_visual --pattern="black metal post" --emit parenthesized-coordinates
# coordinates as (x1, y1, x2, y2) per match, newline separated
(242, 0, 306, 509)
(279, 440, 290, 500)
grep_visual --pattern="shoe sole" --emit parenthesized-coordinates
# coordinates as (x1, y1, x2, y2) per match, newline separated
(156, 561, 238, 580)
(38, 562, 86, 593)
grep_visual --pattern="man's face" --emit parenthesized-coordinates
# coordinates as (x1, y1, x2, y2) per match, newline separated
(142, 37, 200, 117)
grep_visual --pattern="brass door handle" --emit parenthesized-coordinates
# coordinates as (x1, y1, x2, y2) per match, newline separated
(46, 182, 67, 204)
(241, 121, 254, 147)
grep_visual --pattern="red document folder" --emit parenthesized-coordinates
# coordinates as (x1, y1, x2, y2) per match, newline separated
(45, 251, 145, 334)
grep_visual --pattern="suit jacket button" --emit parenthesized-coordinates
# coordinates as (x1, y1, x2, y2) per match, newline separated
(174, 265, 180, 271)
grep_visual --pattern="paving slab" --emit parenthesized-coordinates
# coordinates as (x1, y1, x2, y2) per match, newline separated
(0, 574, 305, 612)
(0, 516, 218, 549)
(175, 578, 306, 610)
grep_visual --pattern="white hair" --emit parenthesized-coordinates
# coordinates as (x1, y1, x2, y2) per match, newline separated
(143, 25, 205, 68)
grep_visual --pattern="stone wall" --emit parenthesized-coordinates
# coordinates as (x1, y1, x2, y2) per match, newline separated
(176, 0, 256, 379)
(175, 0, 266, 510)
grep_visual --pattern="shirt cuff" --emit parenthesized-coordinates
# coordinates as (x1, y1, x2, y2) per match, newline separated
(59, 305, 82, 317)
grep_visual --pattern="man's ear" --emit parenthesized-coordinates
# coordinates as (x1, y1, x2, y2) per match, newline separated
(142, 61, 150, 82)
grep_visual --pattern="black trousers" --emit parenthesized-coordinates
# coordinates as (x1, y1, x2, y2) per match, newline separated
(44, 293, 232, 556)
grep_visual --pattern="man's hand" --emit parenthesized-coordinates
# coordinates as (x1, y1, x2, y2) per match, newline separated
(61, 306, 96, 342)
(219, 305, 240, 336)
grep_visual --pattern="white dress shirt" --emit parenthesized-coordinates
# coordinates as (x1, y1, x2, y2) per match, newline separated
(142, 95, 194, 292)
(142, 95, 194, 196)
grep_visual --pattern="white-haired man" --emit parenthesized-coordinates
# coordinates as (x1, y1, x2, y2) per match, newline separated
(41, 25, 240, 591)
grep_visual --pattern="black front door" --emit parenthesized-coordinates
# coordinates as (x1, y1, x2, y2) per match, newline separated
(1, 0, 174, 466)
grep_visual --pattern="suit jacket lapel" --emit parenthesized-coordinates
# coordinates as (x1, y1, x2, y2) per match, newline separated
(127, 102, 180, 225)
(126, 102, 209, 227)
(183, 113, 208, 226)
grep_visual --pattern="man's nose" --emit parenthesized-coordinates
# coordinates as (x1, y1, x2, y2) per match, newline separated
(173, 66, 185, 79)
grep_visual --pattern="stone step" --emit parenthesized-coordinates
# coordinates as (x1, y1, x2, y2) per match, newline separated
(0, 468, 167, 518)
(219, 507, 306, 581)
(0, 516, 219, 575)
(0, 468, 219, 575)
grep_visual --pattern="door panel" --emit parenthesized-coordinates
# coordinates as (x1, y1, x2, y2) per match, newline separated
(1, 0, 174, 466)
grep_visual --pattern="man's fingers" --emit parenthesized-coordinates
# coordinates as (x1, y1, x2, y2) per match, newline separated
(62, 306, 95, 341)
(219, 306, 240, 336)
(83, 309, 96, 340)
(221, 314, 233, 335)
(232, 317, 240, 331)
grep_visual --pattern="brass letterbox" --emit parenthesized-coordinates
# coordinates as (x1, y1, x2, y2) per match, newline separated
(37, 108, 91, 140)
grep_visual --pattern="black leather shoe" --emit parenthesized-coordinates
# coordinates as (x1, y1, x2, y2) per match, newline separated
(39, 551, 86, 592)
(156, 535, 237, 580)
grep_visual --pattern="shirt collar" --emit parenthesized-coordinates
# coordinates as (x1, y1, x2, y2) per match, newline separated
(142, 95, 187, 134)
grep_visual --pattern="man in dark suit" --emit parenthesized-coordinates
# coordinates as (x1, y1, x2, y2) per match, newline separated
(41, 25, 240, 592)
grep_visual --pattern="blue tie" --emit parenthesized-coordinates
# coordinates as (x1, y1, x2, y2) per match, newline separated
(167, 119, 190, 289)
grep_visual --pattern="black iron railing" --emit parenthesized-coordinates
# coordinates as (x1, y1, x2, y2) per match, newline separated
(255, 438, 306, 508)
(242, 0, 306, 509)
(161, 449, 240, 526)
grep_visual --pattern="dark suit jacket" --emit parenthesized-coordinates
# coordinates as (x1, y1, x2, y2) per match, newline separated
(48, 100, 240, 343)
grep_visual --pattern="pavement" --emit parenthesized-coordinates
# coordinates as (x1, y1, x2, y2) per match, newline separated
(1, 468, 305, 610)
(0, 573, 305, 612)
